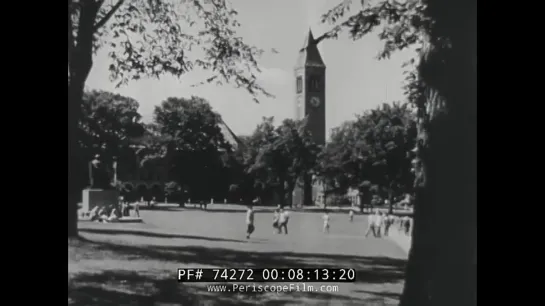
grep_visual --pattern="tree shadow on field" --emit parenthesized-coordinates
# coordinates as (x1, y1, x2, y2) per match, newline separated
(72, 238, 406, 285)
(79, 228, 249, 243)
(68, 270, 395, 305)
(354, 289, 401, 299)
(69, 237, 405, 305)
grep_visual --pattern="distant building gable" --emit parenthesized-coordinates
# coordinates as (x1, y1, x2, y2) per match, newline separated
(217, 118, 244, 151)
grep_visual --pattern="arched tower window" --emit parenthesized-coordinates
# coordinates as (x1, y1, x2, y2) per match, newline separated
(296, 76, 303, 93)
(309, 76, 320, 92)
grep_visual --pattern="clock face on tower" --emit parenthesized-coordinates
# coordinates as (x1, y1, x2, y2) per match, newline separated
(310, 96, 321, 107)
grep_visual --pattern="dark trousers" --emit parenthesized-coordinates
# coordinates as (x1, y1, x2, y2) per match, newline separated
(365, 225, 379, 237)
(278, 222, 288, 234)
(247, 224, 255, 235)
(404, 223, 410, 235)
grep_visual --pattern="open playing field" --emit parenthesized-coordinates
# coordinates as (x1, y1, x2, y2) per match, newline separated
(68, 207, 408, 305)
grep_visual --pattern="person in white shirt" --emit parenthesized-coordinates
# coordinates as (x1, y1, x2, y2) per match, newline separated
(278, 208, 289, 234)
(323, 210, 330, 233)
(348, 209, 354, 222)
(365, 209, 382, 238)
(245, 204, 255, 239)
(134, 201, 140, 217)
(374, 211, 383, 237)
(107, 208, 119, 222)
(120, 202, 126, 217)
(88, 206, 99, 221)
(272, 209, 280, 234)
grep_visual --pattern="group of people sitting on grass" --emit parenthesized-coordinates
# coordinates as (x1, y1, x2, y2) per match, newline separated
(365, 209, 412, 238)
(87, 205, 120, 223)
(83, 201, 140, 223)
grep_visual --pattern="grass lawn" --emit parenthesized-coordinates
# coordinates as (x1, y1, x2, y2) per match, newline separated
(69, 207, 408, 305)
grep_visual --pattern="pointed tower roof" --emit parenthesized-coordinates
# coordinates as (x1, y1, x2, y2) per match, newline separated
(296, 28, 326, 68)
(301, 28, 315, 51)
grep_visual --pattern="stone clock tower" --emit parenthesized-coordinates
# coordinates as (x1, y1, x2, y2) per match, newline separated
(294, 28, 326, 145)
(293, 29, 326, 206)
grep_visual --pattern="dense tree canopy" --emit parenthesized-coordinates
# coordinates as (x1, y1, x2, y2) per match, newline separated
(79, 90, 146, 186)
(248, 117, 321, 207)
(80, 90, 145, 154)
(82, 92, 417, 209)
(68, 0, 273, 236)
(230, 117, 277, 203)
(136, 96, 233, 201)
(79, 94, 325, 207)
(69, 0, 270, 97)
(318, 102, 416, 211)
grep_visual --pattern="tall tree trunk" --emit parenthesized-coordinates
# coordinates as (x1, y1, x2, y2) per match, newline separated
(399, 184, 434, 306)
(68, 86, 80, 237)
(303, 173, 313, 206)
(286, 181, 295, 207)
(358, 187, 370, 213)
(388, 185, 394, 214)
(68, 0, 100, 237)
(426, 0, 477, 305)
(278, 177, 286, 208)
(399, 0, 476, 305)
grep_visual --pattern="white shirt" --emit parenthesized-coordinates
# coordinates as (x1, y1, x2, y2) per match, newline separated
(246, 209, 254, 225)
(323, 214, 330, 224)
(109, 209, 118, 218)
(279, 211, 289, 224)
(369, 214, 382, 227)
(375, 215, 383, 227)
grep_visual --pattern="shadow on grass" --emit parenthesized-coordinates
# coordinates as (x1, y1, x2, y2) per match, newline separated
(68, 269, 393, 306)
(354, 289, 401, 299)
(69, 236, 404, 305)
(79, 228, 249, 243)
(72, 238, 406, 285)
